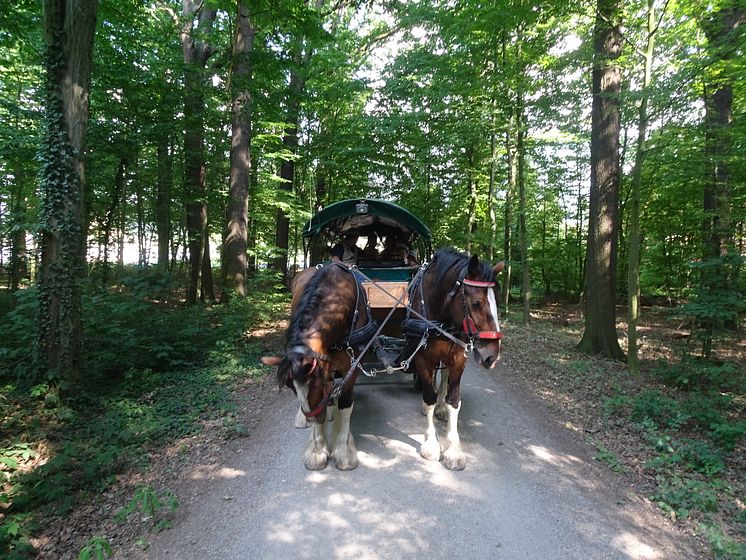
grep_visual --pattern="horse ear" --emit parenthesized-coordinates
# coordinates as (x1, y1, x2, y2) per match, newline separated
(493, 261, 506, 274)
(467, 254, 480, 277)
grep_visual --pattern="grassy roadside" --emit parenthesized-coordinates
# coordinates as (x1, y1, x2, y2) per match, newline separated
(503, 303, 745, 559)
(0, 270, 288, 559)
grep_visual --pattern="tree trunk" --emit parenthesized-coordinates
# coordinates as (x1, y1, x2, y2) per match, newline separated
(273, 0, 323, 280)
(10, 163, 29, 294)
(488, 105, 497, 263)
(578, 0, 626, 361)
(38, 0, 97, 383)
(503, 117, 516, 311)
(247, 157, 259, 277)
(156, 128, 172, 270)
(201, 222, 215, 302)
(627, 0, 658, 374)
(181, 0, 216, 304)
(699, 3, 744, 358)
(466, 147, 476, 254)
(516, 38, 530, 325)
(102, 157, 127, 285)
(273, 59, 305, 281)
(222, 0, 256, 302)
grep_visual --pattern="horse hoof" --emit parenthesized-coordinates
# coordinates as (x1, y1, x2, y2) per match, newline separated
(442, 449, 466, 471)
(335, 458, 358, 471)
(420, 441, 441, 462)
(304, 454, 329, 470)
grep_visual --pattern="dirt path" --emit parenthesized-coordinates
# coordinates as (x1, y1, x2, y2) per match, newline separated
(119, 350, 706, 559)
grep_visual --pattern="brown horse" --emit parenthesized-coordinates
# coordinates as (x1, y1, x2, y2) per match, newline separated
(262, 262, 376, 470)
(402, 248, 504, 470)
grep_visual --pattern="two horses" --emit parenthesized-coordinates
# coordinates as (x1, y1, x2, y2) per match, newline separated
(265, 249, 503, 471)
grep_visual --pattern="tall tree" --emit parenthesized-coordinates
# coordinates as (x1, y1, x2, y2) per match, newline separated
(578, 0, 626, 360)
(627, 0, 663, 374)
(222, 0, 256, 301)
(37, 0, 97, 382)
(181, 0, 216, 304)
(698, 1, 745, 358)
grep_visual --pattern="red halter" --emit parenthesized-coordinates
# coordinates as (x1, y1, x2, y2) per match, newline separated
(461, 279, 503, 340)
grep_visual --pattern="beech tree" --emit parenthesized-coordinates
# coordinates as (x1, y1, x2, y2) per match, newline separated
(578, 0, 626, 360)
(181, 0, 216, 304)
(37, 0, 97, 382)
(222, 0, 256, 300)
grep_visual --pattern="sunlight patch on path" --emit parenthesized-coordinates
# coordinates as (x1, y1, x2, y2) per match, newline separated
(612, 532, 661, 559)
(187, 465, 246, 480)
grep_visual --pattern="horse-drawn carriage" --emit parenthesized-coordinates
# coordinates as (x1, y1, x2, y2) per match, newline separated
(302, 198, 433, 361)
(264, 198, 504, 472)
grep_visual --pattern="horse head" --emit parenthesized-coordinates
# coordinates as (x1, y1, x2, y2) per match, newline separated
(455, 254, 505, 369)
(276, 346, 333, 423)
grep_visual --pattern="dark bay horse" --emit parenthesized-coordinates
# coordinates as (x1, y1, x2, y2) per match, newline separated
(262, 262, 376, 470)
(403, 248, 505, 470)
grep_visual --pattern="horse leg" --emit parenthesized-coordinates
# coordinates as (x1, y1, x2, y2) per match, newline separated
(331, 402, 358, 470)
(441, 363, 466, 471)
(303, 420, 330, 470)
(330, 383, 358, 470)
(294, 406, 310, 429)
(416, 357, 440, 462)
(434, 364, 449, 421)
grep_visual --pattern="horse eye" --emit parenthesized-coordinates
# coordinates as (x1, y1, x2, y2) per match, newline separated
(472, 301, 482, 309)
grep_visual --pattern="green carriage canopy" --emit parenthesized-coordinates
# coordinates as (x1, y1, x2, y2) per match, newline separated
(302, 198, 432, 242)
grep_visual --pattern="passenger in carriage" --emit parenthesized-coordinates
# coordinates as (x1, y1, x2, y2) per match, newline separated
(381, 234, 417, 266)
(330, 233, 360, 265)
(380, 235, 403, 263)
(360, 233, 379, 260)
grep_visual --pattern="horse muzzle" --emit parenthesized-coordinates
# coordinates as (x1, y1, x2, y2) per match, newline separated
(474, 341, 501, 369)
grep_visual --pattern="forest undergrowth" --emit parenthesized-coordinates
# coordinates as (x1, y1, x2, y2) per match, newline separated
(506, 302, 745, 559)
(0, 268, 287, 559)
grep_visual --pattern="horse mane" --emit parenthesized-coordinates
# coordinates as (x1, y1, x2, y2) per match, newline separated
(286, 266, 330, 349)
(430, 248, 495, 286)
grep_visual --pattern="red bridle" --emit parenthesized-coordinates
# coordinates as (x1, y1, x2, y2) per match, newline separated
(461, 278, 503, 340)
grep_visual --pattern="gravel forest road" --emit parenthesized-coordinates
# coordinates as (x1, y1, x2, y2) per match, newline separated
(129, 359, 703, 560)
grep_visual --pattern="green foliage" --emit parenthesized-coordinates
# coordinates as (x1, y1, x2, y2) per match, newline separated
(699, 524, 746, 560)
(0, 512, 36, 560)
(682, 254, 745, 360)
(77, 537, 113, 560)
(114, 485, 178, 526)
(0, 279, 283, 558)
(652, 475, 722, 520)
(594, 444, 625, 474)
(652, 357, 738, 392)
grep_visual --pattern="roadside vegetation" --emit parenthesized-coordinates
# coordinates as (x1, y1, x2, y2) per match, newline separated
(506, 300, 745, 559)
(0, 269, 287, 559)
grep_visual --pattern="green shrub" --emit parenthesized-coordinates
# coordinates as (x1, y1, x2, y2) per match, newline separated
(652, 475, 721, 519)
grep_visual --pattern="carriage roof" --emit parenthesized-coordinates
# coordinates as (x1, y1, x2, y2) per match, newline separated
(302, 199, 432, 243)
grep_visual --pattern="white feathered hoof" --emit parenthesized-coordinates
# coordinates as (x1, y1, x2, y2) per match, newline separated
(442, 446, 466, 471)
(304, 446, 329, 471)
(419, 437, 441, 462)
(332, 440, 359, 471)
